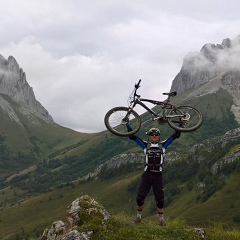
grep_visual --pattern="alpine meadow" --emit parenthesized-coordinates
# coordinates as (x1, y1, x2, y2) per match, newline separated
(1, 36, 240, 239)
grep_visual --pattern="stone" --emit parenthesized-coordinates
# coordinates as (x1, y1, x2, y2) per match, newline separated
(194, 228, 205, 239)
(41, 195, 111, 240)
(170, 35, 240, 94)
(0, 55, 53, 122)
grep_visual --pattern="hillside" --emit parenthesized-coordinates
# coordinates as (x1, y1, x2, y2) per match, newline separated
(1, 37, 240, 194)
(1, 36, 240, 239)
(1, 168, 240, 239)
(0, 93, 96, 175)
(1, 126, 240, 238)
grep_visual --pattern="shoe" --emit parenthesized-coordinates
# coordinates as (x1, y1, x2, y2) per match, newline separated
(159, 219, 166, 226)
(132, 217, 141, 224)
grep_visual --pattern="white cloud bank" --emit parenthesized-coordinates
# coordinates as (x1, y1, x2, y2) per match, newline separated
(0, 0, 240, 132)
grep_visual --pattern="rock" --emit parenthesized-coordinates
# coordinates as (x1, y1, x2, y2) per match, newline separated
(41, 195, 111, 240)
(194, 228, 205, 239)
(170, 35, 240, 94)
(0, 54, 53, 122)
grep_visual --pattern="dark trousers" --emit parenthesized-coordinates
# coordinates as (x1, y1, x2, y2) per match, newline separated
(136, 171, 164, 209)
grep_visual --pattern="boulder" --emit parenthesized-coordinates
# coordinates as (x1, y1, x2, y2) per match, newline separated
(41, 195, 111, 240)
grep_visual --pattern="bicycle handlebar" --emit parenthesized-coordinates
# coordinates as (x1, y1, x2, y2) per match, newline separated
(132, 79, 141, 99)
(130, 79, 178, 104)
(135, 79, 141, 89)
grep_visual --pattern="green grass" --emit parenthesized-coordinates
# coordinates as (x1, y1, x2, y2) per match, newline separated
(0, 171, 139, 239)
(97, 215, 240, 240)
(181, 173, 240, 228)
(1, 171, 240, 239)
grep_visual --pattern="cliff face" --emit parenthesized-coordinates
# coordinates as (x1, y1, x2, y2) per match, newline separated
(170, 36, 240, 125)
(0, 55, 53, 122)
(170, 35, 240, 94)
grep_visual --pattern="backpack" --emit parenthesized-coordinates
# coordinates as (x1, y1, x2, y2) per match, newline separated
(145, 142, 164, 168)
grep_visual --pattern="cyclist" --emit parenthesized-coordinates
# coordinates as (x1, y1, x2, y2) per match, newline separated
(127, 124, 181, 226)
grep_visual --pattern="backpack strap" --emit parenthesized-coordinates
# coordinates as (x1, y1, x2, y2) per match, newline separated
(146, 142, 163, 153)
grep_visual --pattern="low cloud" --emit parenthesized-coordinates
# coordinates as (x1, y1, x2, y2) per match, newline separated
(1, 38, 178, 132)
(1, 0, 240, 132)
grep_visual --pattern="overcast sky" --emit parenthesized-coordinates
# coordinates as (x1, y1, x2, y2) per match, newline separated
(0, 0, 240, 133)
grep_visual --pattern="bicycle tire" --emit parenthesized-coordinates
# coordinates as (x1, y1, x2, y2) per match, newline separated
(167, 105, 203, 132)
(104, 106, 141, 137)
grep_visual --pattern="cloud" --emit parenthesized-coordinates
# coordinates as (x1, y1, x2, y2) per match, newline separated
(1, 33, 182, 132)
(1, 0, 240, 132)
(1, 38, 177, 132)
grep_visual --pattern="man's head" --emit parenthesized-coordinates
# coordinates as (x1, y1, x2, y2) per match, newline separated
(147, 128, 160, 143)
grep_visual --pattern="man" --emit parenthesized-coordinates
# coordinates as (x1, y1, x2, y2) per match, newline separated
(127, 125, 181, 226)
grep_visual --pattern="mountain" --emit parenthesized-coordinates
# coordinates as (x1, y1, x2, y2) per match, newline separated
(170, 36, 240, 125)
(0, 55, 52, 121)
(1, 35, 240, 238)
(1, 126, 240, 239)
(0, 54, 135, 191)
(1, 35, 240, 182)
(171, 35, 240, 93)
(0, 35, 240, 186)
(0, 55, 102, 180)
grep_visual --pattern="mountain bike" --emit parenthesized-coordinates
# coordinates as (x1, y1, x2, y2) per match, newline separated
(104, 79, 203, 137)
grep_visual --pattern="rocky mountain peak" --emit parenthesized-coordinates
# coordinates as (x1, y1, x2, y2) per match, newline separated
(7, 56, 20, 73)
(170, 35, 240, 94)
(0, 54, 53, 122)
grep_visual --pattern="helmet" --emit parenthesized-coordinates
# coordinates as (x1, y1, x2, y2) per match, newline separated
(146, 128, 160, 135)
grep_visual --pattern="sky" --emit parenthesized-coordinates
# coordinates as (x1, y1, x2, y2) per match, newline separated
(0, 0, 240, 133)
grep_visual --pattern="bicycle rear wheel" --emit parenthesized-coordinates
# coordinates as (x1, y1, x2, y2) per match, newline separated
(167, 105, 203, 132)
(104, 107, 141, 137)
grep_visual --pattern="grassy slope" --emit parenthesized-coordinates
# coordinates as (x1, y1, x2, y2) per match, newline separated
(0, 86, 240, 238)
(0, 93, 95, 157)
(1, 170, 240, 239)
(180, 173, 240, 228)
(0, 86, 238, 183)
(0, 171, 138, 239)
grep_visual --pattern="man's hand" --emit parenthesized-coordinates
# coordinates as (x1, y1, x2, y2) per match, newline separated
(172, 131, 181, 139)
(129, 135, 137, 140)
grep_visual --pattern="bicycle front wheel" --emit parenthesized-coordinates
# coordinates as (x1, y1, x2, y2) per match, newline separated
(104, 107, 141, 137)
(167, 106, 203, 132)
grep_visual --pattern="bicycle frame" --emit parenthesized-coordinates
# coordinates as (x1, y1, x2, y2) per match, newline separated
(104, 79, 203, 136)
(129, 98, 165, 119)
(125, 79, 185, 124)
(128, 95, 183, 125)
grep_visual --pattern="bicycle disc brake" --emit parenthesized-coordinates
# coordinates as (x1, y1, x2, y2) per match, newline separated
(181, 112, 190, 124)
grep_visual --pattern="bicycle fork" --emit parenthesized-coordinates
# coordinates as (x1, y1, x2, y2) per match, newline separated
(122, 103, 137, 124)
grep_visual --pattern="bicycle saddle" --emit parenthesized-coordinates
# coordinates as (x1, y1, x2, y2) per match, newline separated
(163, 91, 177, 97)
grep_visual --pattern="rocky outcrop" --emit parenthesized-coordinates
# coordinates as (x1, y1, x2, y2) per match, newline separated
(212, 149, 240, 174)
(189, 127, 240, 174)
(170, 35, 240, 94)
(82, 151, 181, 180)
(0, 54, 53, 122)
(191, 127, 240, 153)
(102, 153, 144, 169)
(221, 71, 240, 99)
(169, 35, 240, 125)
(41, 195, 111, 240)
(101, 151, 182, 169)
